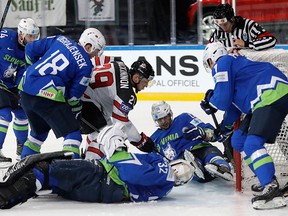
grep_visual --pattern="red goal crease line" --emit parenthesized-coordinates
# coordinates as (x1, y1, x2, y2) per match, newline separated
(137, 92, 205, 101)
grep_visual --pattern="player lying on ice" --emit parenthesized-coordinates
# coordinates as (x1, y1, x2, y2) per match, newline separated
(150, 101, 233, 182)
(0, 122, 195, 209)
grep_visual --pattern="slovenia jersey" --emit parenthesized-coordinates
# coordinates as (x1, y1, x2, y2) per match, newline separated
(0, 29, 26, 88)
(19, 35, 93, 102)
(150, 113, 214, 161)
(210, 54, 288, 120)
(101, 150, 175, 202)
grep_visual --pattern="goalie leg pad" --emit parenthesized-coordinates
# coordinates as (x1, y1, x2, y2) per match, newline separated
(0, 170, 36, 209)
(0, 151, 73, 186)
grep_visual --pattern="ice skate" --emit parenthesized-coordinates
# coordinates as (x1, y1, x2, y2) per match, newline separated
(16, 141, 23, 161)
(251, 182, 264, 195)
(252, 178, 286, 210)
(0, 150, 12, 168)
(204, 163, 233, 181)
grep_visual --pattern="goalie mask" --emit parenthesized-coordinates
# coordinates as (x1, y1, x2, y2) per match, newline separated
(18, 18, 40, 46)
(151, 101, 173, 128)
(97, 122, 127, 160)
(203, 42, 227, 73)
(79, 28, 106, 56)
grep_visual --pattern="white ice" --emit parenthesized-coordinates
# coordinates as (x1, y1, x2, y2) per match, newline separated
(1, 101, 287, 216)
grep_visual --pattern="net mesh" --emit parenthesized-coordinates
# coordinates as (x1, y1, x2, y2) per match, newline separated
(236, 48, 288, 191)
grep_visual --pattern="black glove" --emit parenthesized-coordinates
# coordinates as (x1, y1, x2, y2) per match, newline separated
(215, 123, 234, 142)
(200, 89, 217, 115)
(68, 100, 82, 120)
(131, 132, 155, 153)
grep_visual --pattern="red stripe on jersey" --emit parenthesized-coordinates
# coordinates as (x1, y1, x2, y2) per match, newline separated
(112, 112, 129, 122)
(257, 32, 274, 39)
(83, 93, 91, 99)
(95, 56, 101, 66)
(113, 100, 129, 121)
(87, 146, 104, 158)
(104, 56, 111, 64)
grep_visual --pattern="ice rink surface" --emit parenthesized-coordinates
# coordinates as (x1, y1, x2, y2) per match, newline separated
(1, 101, 288, 216)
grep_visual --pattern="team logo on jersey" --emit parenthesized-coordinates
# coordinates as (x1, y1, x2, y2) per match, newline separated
(243, 32, 248, 41)
(163, 143, 176, 161)
(120, 102, 132, 114)
(3, 63, 17, 78)
(214, 71, 228, 83)
(79, 77, 90, 86)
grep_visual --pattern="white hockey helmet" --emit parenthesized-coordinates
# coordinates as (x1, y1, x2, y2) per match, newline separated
(202, 42, 227, 72)
(79, 28, 106, 56)
(97, 122, 127, 160)
(151, 101, 173, 124)
(18, 18, 40, 46)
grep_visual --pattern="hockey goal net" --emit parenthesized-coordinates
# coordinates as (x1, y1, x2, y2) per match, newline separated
(234, 48, 288, 192)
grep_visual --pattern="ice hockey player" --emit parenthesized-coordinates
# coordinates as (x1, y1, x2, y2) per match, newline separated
(201, 41, 288, 210)
(209, 3, 277, 52)
(81, 59, 156, 159)
(0, 122, 195, 209)
(18, 28, 105, 159)
(150, 101, 233, 182)
(0, 18, 40, 162)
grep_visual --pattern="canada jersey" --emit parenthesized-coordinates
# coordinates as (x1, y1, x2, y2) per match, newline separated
(101, 150, 175, 202)
(83, 61, 136, 123)
(210, 54, 288, 115)
(150, 113, 209, 161)
(0, 29, 26, 88)
(19, 35, 92, 102)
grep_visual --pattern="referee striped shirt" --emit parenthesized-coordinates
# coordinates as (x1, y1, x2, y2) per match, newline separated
(209, 16, 277, 51)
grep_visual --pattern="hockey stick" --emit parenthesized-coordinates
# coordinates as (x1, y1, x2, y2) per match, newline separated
(0, 83, 20, 100)
(211, 112, 236, 170)
(0, 0, 12, 33)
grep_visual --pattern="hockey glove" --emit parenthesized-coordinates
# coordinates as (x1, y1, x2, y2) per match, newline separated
(215, 124, 234, 142)
(68, 100, 82, 120)
(131, 132, 155, 153)
(182, 125, 206, 141)
(200, 89, 217, 115)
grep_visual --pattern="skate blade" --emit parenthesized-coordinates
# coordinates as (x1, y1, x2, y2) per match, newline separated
(204, 164, 233, 181)
(253, 197, 287, 210)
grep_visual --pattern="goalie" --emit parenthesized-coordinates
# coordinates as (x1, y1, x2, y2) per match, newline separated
(0, 122, 195, 209)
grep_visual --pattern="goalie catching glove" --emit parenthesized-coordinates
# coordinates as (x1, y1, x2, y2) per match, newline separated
(169, 159, 195, 186)
(130, 132, 155, 153)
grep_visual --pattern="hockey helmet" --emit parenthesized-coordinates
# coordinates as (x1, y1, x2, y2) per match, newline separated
(129, 60, 155, 81)
(151, 101, 173, 125)
(18, 18, 40, 46)
(97, 122, 127, 160)
(203, 42, 227, 72)
(213, 4, 234, 25)
(79, 28, 106, 56)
